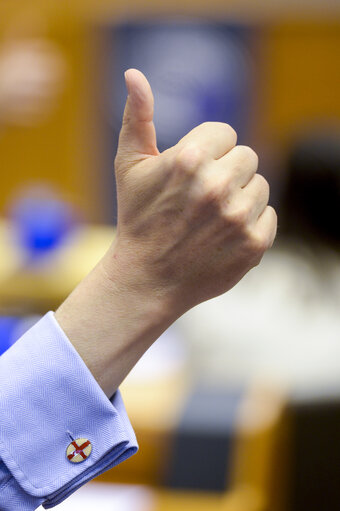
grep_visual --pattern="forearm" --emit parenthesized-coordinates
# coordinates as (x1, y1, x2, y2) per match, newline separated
(54, 252, 176, 400)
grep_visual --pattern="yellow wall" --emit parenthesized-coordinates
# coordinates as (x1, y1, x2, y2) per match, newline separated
(0, 1, 339, 221)
(262, 21, 340, 147)
(0, 3, 103, 221)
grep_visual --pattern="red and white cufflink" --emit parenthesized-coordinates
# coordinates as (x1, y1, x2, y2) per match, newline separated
(66, 438, 92, 463)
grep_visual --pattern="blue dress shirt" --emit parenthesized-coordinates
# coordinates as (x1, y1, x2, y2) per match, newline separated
(0, 311, 138, 510)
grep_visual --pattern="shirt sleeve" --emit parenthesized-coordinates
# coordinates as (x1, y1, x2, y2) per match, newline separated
(0, 311, 138, 510)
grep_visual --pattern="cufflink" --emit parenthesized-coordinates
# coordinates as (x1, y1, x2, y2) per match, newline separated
(66, 438, 92, 463)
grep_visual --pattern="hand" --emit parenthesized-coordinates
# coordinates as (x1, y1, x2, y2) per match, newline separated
(55, 69, 277, 398)
(101, 68, 277, 315)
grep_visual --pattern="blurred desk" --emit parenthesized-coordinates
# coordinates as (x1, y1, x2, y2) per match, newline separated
(0, 218, 113, 312)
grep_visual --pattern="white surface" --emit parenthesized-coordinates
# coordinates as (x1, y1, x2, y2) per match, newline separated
(38, 483, 154, 511)
(175, 246, 340, 395)
(125, 325, 187, 382)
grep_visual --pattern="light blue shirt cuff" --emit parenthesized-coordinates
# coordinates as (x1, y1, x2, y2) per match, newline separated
(0, 311, 138, 509)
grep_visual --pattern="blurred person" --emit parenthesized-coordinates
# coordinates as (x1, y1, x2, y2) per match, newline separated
(175, 129, 340, 395)
(280, 130, 340, 250)
(0, 69, 276, 510)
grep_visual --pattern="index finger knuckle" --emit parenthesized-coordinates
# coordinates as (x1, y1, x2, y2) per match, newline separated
(174, 143, 208, 174)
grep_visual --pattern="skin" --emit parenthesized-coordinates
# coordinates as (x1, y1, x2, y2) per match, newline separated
(55, 68, 277, 400)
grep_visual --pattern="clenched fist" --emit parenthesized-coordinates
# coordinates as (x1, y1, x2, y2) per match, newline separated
(101, 68, 277, 314)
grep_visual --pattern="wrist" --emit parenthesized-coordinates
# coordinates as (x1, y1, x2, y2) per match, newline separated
(99, 240, 180, 323)
(55, 251, 176, 398)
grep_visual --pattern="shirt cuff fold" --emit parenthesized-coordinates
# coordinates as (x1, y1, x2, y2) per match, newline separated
(0, 311, 138, 508)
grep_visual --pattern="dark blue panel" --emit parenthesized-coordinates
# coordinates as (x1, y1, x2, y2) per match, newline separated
(98, 21, 256, 223)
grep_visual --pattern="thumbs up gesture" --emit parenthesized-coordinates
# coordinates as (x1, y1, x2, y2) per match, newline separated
(102, 68, 277, 315)
(55, 68, 277, 398)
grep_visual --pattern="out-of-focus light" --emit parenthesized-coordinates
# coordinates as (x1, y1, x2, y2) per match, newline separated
(0, 38, 67, 126)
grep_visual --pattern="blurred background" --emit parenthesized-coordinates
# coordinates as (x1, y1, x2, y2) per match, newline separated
(0, 0, 340, 510)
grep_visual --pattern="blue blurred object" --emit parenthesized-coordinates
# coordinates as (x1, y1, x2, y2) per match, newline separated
(0, 315, 41, 356)
(9, 190, 75, 259)
(0, 317, 20, 356)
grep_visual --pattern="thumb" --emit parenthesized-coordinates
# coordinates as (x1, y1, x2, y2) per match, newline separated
(116, 69, 159, 169)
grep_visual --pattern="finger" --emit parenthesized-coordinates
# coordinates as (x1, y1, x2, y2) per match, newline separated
(176, 121, 237, 160)
(116, 69, 159, 170)
(254, 206, 278, 249)
(242, 173, 270, 223)
(218, 145, 258, 188)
